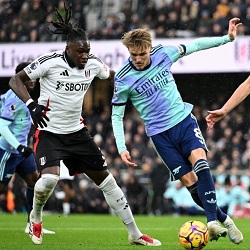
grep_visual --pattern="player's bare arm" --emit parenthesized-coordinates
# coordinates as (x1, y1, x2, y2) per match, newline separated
(206, 76, 250, 129)
(107, 69, 115, 88)
(9, 70, 32, 103)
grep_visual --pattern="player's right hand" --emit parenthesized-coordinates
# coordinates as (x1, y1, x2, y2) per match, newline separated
(227, 17, 242, 40)
(27, 101, 50, 128)
(205, 109, 227, 129)
(17, 145, 33, 158)
(120, 150, 137, 167)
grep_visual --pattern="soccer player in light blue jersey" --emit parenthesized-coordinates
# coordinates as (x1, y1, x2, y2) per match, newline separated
(0, 62, 54, 235)
(112, 17, 243, 245)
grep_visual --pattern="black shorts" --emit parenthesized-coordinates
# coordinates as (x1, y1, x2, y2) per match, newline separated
(33, 128, 107, 175)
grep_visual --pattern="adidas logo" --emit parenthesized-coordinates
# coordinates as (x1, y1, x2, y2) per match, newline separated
(60, 70, 69, 76)
(207, 198, 217, 204)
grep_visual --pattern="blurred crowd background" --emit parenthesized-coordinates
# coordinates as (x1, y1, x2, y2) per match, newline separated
(0, 0, 250, 42)
(0, 0, 250, 219)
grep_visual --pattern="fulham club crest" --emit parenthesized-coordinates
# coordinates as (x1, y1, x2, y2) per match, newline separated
(85, 70, 90, 78)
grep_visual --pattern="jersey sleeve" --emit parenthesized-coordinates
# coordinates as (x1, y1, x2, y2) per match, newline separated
(111, 105, 127, 154)
(24, 55, 51, 80)
(164, 45, 185, 63)
(112, 78, 129, 105)
(185, 35, 231, 56)
(111, 78, 129, 154)
(0, 95, 17, 121)
(95, 60, 110, 80)
(0, 95, 21, 149)
(0, 118, 20, 149)
(164, 34, 232, 63)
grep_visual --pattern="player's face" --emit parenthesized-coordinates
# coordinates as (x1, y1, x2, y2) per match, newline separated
(66, 39, 90, 69)
(128, 45, 152, 70)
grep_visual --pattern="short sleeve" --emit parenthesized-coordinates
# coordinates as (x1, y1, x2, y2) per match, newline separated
(96, 61, 110, 80)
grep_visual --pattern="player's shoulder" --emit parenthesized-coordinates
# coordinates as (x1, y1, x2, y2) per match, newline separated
(115, 60, 132, 80)
(0, 90, 22, 105)
(152, 44, 178, 54)
(1, 89, 15, 100)
(87, 54, 105, 66)
(37, 50, 64, 65)
(151, 44, 164, 55)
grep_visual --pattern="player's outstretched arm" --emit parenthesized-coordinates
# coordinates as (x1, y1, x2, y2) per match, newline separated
(184, 17, 242, 56)
(206, 76, 250, 129)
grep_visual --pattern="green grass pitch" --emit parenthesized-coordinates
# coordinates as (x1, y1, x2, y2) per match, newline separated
(0, 213, 249, 249)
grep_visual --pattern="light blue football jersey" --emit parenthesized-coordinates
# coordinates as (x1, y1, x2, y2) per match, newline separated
(112, 44, 193, 136)
(0, 90, 31, 153)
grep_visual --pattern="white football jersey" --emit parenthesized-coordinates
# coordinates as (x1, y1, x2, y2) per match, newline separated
(24, 50, 110, 134)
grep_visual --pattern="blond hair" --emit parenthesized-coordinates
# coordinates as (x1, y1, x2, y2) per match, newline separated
(122, 28, 152, 48)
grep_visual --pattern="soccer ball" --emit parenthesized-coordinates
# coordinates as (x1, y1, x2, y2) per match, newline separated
(178, 220, 209, 250)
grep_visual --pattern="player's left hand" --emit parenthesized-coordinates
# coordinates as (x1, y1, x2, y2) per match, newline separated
(228, 17, 242, 40)
(17, 145, 33, 158)
(120, 150, 137, 167)
(205, 109, 227, 129)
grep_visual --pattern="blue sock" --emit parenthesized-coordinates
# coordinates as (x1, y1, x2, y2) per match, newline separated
(193, 159, 218, 223)
(187, 182, 227, 223)
(26, 187, 34, 222)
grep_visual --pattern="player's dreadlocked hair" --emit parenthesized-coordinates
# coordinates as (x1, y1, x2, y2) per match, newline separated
(47, 1, 88, 43)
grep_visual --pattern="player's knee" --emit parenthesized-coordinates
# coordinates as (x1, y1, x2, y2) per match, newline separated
(180, 171, 198, 187)
(35, 174, 59, 193)
(99, 173, 117, 194)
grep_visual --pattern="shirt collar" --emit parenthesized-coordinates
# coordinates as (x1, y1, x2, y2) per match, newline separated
(64, 51, 75, 68)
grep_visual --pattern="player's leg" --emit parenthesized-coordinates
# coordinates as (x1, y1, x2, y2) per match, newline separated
(64, 128, 161, 246)
(85, 168, 161, 246)
(180, 163, 228, 241)
(0, 150, 19, 206)
(150, 115, 227, 241)
(186, 181, 243, 244)
(185, 114, 243, 244)
(22, 169, 56, 234)
(183, 116, 228, 241)
(29, 169, 59, 244)
(28, 131, 60, 244)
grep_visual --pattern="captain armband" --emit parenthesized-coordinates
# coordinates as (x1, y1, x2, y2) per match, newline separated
(177, 44, 186, 57)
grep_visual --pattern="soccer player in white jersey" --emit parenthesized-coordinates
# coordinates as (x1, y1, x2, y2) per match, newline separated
(0, 62, 54, 235)
(111, 18, 244, 245)
(8, 2, 161, 247)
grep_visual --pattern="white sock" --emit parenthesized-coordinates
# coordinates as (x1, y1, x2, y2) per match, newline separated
(63, 202, 70, 215)
(33, 174, 59, 222)
(99, 173, 142, 239)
